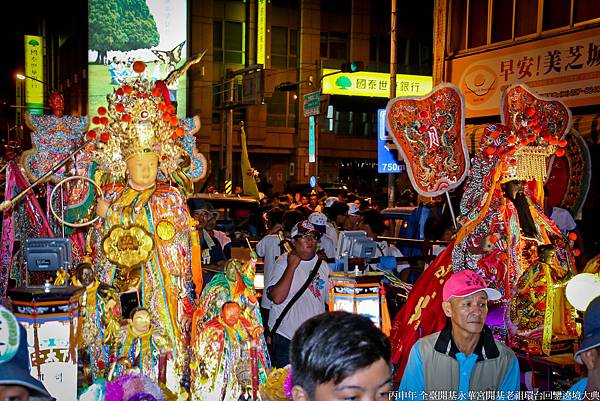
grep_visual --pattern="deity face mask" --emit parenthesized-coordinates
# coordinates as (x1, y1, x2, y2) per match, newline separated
(221, 302, 241, 327)
(126, 153, 159, 190)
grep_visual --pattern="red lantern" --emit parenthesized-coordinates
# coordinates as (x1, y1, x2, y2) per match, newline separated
(568, 232, 578, 241)
(86, 130, 96, 140)
(121, 114, 131, 123)
(100, 116, 109, 125)
(558, 139, 568, 148)
(100, 132, 110, 143)
(92, 116, 100, 125)
(97, 106, 107, 115)
(116, 104, 125, 113)
(123, 85, 133, 95)
(555, 148, 565, 157)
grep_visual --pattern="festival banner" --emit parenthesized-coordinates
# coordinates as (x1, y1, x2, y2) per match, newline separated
(449, 26, 600, 117)
(88, 0, 188, 122)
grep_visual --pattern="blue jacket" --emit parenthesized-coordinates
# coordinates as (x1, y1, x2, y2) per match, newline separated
(398, 324, 520, 400)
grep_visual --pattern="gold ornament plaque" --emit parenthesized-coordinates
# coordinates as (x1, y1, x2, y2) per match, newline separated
(156, 220, 176, 241)
(102, 224, 155, 269)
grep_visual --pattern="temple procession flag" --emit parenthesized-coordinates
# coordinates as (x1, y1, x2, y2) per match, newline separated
(385, 83, 469, 197)
(241, 124, 260, 200)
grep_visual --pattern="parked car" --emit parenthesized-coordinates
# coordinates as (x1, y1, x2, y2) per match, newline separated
(187, 193, 266, 241)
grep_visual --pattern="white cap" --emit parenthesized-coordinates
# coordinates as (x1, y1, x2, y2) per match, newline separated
(309, 211, 327, 227)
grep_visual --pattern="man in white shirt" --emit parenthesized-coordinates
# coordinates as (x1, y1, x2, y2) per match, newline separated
(266, 220, 331, 368)
(256, 210, 304, 312)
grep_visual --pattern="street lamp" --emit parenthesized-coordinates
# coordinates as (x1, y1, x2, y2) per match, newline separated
(16, 73, 48, 87)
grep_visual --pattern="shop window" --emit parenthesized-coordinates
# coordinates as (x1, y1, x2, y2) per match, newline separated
(369, 35, 391, 72)
(492, 0, 513, 43)
(468, 0, 488, 48)
(271, 27, 298, 69)
(213, 20, 245, 65)
(320, 32, 349, 60)
(515, 0, 538, 37)
(448, 0, 467, 53)
(543, 0, 570, 30)
(224, 21, 245, 64)
(214, 21, 223, 62)
(266, 91, 296, 128)
(574, 0, 600, 23)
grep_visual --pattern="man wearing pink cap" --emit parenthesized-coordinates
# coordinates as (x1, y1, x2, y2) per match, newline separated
(398, 269, 520, 400)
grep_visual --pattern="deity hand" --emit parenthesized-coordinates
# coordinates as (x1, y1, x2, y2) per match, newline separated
(96, 198, 110, 219)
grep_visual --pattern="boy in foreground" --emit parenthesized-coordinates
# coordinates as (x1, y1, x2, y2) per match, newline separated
(290, 311, 393, 401)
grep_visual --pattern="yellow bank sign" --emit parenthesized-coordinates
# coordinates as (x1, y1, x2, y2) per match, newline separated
(321, 68, 432, 98)
(24, 35, 44, 114)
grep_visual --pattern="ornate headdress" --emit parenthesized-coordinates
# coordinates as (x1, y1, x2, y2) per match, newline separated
(90, 62, 188, 179)
(498, 83, 571, 183)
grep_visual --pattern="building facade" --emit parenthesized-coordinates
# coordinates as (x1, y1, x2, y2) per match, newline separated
(189, 0, 433, 194)
(432, 0, 600, 252)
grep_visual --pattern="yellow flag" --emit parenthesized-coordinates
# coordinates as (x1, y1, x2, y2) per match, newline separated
(241, 125, 260, 200)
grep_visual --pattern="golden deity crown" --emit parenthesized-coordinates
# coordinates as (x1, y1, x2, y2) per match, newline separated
(89, 61, 186, 179)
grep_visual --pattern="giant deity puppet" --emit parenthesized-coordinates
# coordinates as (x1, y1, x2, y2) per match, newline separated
(83, 58, 207, 393)
(387, 83, 578, 379)
(190, 255, 271, 400)
(0, 92, 89, 298)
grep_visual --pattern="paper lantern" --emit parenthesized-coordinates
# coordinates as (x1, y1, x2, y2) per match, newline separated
(329, 272, 385, 328)
(566, 273, 600, 311)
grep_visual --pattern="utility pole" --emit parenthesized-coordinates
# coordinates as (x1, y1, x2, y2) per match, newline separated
(388, 0, 398, 207)
(226, 77, 234, 193)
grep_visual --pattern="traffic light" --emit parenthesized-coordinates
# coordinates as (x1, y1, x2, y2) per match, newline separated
(341, 61, 364, 73)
